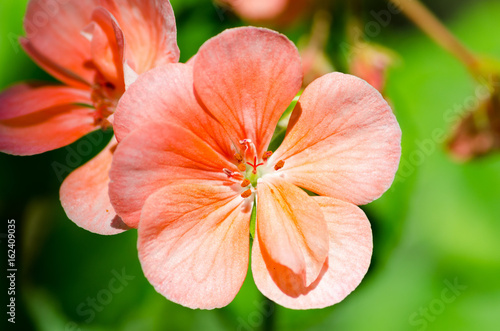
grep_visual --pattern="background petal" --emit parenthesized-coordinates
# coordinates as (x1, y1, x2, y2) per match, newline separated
(273, 72, 401, 205)
(193, 27, 302, 156)
(138, 183, 251, 309)
(86, 7, 126, 90)
(256, 176, 329, 289)
(23, 0, 100, 86)
(252, 196, 372, 309)
(101, 0, 179, 73)
(109, 121, 237, 228)
(0, 83, 91, 120)
(60, 136, 128, 235)
(0, 104, 97, 155)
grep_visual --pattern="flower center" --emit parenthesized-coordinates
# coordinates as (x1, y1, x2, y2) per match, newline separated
(222, 139, 285, 198)
(91, 84, 116, 129)
(90, 72, 124, 130)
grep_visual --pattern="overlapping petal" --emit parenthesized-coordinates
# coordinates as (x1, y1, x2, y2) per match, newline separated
(193, 27, 302, 156)
(85, 7, 126, 90)
(60, 136, 128, 235)
(23, 0, 99, 86)
(101, 0, 180, 74)
(273, 72, 401, 205)
(113, 64, 234, 158)
(109, 121, 237, 228)
(138, 183, 251, 309)
(256, 176, 329, 289)
(252, 196, 372, 309)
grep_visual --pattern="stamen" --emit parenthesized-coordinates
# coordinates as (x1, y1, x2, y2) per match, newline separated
(241, 189, 252, 198)
(234, 153, 243, 163)
(262, 151, 273, 161)
(274, 160, 285, 171)
(241, 179, 251, 187)
(238, 163, 247, 172)
(223, 168, 244, 180)
(91, 84, 115, 129)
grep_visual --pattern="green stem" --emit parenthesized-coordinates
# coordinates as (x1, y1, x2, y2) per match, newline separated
(390, 0, 480, 76)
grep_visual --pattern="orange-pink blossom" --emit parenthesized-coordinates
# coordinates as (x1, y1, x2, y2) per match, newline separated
(109, 27, 401, 309)
(0, 0, 179, 234)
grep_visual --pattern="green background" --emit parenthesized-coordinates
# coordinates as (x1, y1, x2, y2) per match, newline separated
(1, 0, 499, 330)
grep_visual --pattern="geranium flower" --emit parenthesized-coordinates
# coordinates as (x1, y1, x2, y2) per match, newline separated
(0, 0, 179, 234)
(109, 27, 401, 309)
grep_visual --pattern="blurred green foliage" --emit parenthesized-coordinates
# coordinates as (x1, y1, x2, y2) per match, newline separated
(1, 0, 500, 330)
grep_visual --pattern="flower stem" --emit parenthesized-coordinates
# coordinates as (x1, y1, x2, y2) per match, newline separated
(390, 0, 479, 75)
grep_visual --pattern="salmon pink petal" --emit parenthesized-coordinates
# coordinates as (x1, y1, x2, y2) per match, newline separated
(101, 0, 179, 74)
(273, 72, 401, 205)
(0, 105, 96, 155)
(193, 27, 302, 156)
(23, 0, 100, 86)
(109, 122, 236, 228)
(0, 83, 91, 120)
(252, 196, 372, 309)
(138, 183, 251, 309)
(256, 176, 328, 289)
(21, 39, 91, 89)
(114, 64, 234, 158)
(60, 136, 128, 235)
(86, 7, 126, 90)
(123, 62, 139, 89)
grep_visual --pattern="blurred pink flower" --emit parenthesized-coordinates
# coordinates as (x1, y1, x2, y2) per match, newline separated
(109, 27, 401, 309)
(217, 0, 312, 26)
(0, 0, 179, 234)
(349, 43, 397, 94)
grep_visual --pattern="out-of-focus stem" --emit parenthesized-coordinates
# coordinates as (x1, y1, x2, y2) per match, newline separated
(308, 10, 332, 51)
(390, 0, 479, 75)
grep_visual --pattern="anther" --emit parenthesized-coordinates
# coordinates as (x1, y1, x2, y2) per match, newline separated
(234, 153, 243, 163)
(238, 163, 247, 172)
(241, 179, 251, 187)
(274, 160, 285, 171)
(262, 151, 273, 161)
(241, 189, 252, 198)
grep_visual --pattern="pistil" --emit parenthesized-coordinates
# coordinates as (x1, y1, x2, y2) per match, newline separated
(246, 156, 264, 174)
